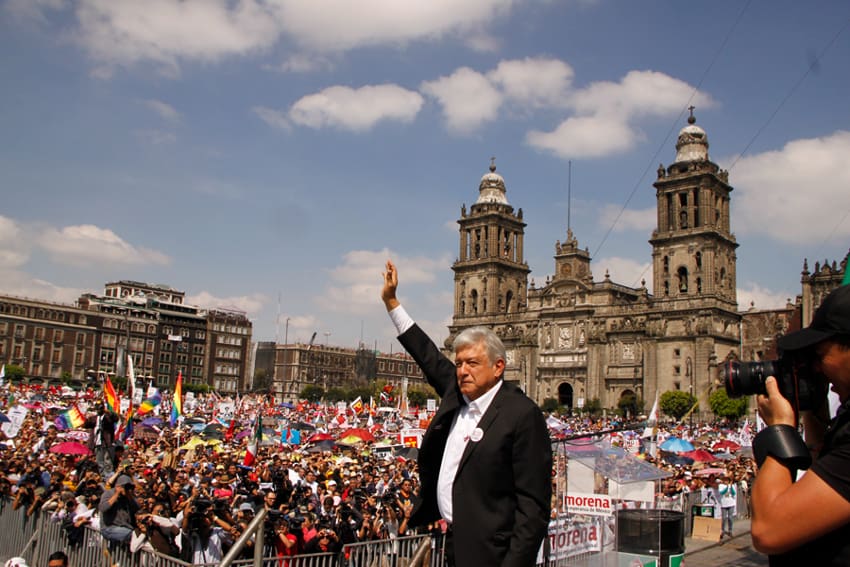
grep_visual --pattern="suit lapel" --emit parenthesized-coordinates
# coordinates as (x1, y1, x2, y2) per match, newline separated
(455, 384, 507, 476)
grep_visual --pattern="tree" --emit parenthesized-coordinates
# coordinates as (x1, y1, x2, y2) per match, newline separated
(541, 398, 560, 413)
(617, 393, 639, 419)
(659, 390, 698, 420)
(407, 389, 428, 408)
(325, 387, 347, 403)
(60, 371, 73, 384)
(253, 369, 272, 392)
(4, 364, 25, 382)
(581, 398, 602, 417)
(709, 388, 749, 420)
(300, 385, 324, 403)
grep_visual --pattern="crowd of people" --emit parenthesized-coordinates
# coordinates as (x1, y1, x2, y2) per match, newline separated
(0, 380, 756, 564)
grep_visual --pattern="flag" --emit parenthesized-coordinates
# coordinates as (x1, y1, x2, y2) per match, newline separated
(380, 391, 391, 404)
(54, 406, 86, 430)
(369, 397, 376, 416)
(136, 389, 162, 416)
(170, 371, 183, 426)
(0, 364, 5, 387)
(349, 396, 364, 415)
(545, 415, 568, 433)
(103, 376, 119, 414)
(243, 413, 261, 467)
(642, 391, 659, 438)
(282, 428, 301, 445)
(335, 412, 347, 427)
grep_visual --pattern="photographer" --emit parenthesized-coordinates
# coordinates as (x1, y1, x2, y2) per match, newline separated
(181, 491, 233, 564)
(751, 285, 850, 565)
(99, 474, 140, 544)
(303, 525, 341, 554)
(131, 503, 180, 557)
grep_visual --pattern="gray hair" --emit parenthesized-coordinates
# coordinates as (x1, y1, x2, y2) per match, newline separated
(452, 326, 506, 367)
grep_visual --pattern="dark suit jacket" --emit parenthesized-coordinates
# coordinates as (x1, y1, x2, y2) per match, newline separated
(400, 324, 552, 567)
(86, 411, 118, 451)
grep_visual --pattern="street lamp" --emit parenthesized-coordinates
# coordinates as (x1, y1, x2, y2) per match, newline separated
(686, 356, 694, 429)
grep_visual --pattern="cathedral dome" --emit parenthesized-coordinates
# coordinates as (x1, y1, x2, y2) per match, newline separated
(477, 159, 509, 205)
(675, 112, 709, 163)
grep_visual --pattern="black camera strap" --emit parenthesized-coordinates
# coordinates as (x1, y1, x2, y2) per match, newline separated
(753, 424, 811, 475)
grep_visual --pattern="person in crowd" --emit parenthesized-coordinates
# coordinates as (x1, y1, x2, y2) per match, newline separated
(98, 474, 140, 543)
(46, 551, 68, 567)
(751, 285, 850, 565)
(86, 404, 119, 476)
(716, 474, 737, 539)
(381, 259, 553, 567)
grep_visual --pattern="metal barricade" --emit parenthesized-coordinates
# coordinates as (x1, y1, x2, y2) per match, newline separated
(342, 533, 434, 567)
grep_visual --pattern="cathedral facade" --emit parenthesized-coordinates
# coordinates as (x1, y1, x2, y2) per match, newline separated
(445, 115, 743, 413)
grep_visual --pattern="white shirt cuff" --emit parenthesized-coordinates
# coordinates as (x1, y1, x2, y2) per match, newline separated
(388, 305, 414, 335)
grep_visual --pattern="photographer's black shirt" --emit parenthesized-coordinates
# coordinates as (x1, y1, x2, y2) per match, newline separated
(770, 406, 850, 566)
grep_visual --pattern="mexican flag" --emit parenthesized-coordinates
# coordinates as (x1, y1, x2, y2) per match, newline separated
(243, 413, 261, 467)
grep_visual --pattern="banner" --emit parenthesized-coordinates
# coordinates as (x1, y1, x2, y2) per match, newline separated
(1, 405, 29, 438)
(537, 516, 606, 563)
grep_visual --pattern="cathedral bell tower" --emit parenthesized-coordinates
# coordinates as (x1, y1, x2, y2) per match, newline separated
(452, 159, 530, 326)
(650, 111, 738, 308)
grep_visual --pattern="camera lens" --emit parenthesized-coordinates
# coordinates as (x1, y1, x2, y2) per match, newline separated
(721, 360, 779, 398)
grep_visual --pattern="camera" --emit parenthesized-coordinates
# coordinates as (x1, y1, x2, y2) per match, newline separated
(721, 352, 828, 412)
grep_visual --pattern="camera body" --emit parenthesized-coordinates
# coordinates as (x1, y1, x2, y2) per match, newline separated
(721, 352, 827, 412)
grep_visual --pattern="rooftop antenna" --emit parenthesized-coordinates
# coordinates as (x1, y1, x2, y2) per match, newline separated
(275, 291, 281, 344)
(567, 160, 572, 232)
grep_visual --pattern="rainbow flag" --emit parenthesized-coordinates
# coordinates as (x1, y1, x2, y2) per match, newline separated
(170, 371, 183, 426)
(104, 376, 119, 413)
(54, 406, 86, 431)
(135, 389, 162, 417)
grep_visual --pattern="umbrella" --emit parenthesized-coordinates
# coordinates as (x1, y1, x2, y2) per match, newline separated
(49, 441, 92, 456)
(712, 451, 735, 461)
(660, 452, 694, 466)
(280, 402, 295, 409)
(180, 437, 222, 450)
(304, 439, 337, 453)
(234, 429, 251, 440)
(291, 421, 316, 431)
(394, 446, 419, 460)
(682, 449, 717, 462)
(307, 433, 335, 443)
(694, 467, 727, 477)
(141, 417, 163, 426)
(337, 428, 375, 443)
(712, 439, 741, 452)
(338, 435, 368, 446)
(0, 412, 10, 424)
(659, 437, 694, 453)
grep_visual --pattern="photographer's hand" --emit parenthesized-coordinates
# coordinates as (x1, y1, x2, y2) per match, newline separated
(757, 376, 796, 427)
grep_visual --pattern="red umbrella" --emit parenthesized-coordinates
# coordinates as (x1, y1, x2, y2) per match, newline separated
(694, 467, 727, 477)
(307, 432, 335, 443)
(337, 428, 375, 443)
(712, 439, 741, 452)
(49, 441, 92, 456)
(682, 449, 717, 462)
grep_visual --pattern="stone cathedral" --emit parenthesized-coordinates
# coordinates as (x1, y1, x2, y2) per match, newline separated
(445, 115, 742, 412)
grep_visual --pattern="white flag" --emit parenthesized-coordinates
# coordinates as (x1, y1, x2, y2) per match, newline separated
(642, 391, 659, 438)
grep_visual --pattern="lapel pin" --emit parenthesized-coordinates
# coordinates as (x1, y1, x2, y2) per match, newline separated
(469, 428, 484, 442)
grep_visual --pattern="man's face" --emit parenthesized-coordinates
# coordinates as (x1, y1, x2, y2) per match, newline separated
(455, 341, 504, 401)
(48, 558, 67, 567)
(815, 340, 850, 402)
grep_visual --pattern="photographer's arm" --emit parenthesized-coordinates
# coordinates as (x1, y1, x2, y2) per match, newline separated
(751, 377, 850, 554)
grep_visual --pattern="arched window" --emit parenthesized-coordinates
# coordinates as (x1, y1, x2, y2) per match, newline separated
(677, 267, 689, 293)
(471, 290, 478, 314)
(695, 251, 702, 270)
(505, 290, 514, 313)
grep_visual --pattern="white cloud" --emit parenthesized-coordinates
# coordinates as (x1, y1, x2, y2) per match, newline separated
(488, 57, 573, 108)
(527, 70, 714, 159)
(731, 130, 850, 244)
(593, 256, 652, 291)
(74, 0, 282, 75)
(186, 290, 268, 315)
(527, 114, 637, 158)
(135, 129, 177, 145)
(253, 106, 292, 131)
(289, 84, 424, 131)
(569, 70, 710, 118)
(420, 67, 503, 133)
(598, 205, 656, 233)
(0, 216, 30, 268)
(272, 0, 515, 52)
(38, 224, 171, 267)
(320, 249, 450, 314)
(142, 99, 181, 121)
(736, 282, 794, 311)
(269, 53, 334, 73)
(3, 0, 65, 25)
(62, 0, 516, 75)
(0, 270, 84, 304)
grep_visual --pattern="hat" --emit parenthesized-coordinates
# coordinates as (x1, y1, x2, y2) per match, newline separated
(116, 475, 134, 487)
(4, 558, 28, 567)
(778, 285, 850, 351)
(239, 502, 254, 513)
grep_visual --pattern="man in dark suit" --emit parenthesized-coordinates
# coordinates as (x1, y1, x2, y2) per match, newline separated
(86, 403, 119, 476)
(382, 260, 552, 567)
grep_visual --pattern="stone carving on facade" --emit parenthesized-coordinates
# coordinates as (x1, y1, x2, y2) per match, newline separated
(558, 327, 572, 349)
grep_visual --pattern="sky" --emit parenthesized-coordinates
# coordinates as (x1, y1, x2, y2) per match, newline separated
(1, 0, 849, 354)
